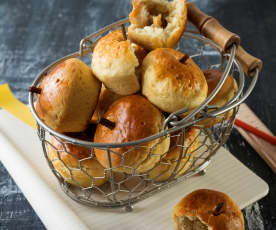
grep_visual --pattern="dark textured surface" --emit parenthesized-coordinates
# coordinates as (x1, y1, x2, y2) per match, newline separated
(0, 0, 275, 229)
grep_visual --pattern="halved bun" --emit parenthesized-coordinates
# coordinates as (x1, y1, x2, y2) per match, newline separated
(128, 0, 187, 50)
(91, 30, 140, 95)
(172, 189, 244, 230)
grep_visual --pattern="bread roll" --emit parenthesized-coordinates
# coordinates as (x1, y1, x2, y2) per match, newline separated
(148, 127, 198, 181)
(205, 69, 238, 107)
(142, 48, 208, 113)
(91, 85, 124, 123)
(94, 95, 170, 174)
(131, 42, 148, 65)
(48, 133, 108, 188)
(172, 189, 244, 230)
(128, 0, 187, 50)
(36, 58, 101, 133)
(91, 30, 141, 95)
(199, 69, 238, 128)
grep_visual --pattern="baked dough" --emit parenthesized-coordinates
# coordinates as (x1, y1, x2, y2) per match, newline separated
(36, 58, 101, 133)
(142, 48, 208, 113)
(91, 85, 123, 123)
(91, 30, 141, 95)
(172, 189, 244, 230)
(128, 0, 187, 50)
(48, 133, 108, 188)
(198, 69, 238, 128)
(94, 95, 170, 174)
(148, 127, 198, 181)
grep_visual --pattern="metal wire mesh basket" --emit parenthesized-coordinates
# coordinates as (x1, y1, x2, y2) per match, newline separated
(29, 16, 260, 211)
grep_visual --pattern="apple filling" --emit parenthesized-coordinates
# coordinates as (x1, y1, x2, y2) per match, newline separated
(176, 216, 209, 230)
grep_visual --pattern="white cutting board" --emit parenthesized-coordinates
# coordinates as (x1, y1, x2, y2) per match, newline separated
(0, 109, 269, 230)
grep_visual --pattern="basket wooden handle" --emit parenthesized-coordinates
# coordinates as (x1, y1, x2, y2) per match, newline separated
(187, 3, 240, 52)
(235, 46, 263, 76)
(187, 2, 262, 76)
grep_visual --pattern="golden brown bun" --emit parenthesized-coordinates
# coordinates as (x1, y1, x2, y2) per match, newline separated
(94, 95, 170, 174)
(91, 30, 140, 95)
(36, 58, 101, 133)
(148, 127, 198, 181)
(198, 69, 238, 128)
(205, 69, 238, 107)
(131, 42, 149, 65)
(172, 189, 244, 230)
(142, 48, 208, 113)
(91, 85, 124, 123)
(128, 0, 187, 50)
(48, 133, 109, 188)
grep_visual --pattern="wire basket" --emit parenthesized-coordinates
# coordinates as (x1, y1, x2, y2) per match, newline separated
(29, 16, 260, 211)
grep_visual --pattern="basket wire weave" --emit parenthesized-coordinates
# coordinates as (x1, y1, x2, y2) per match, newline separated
(29, 18, 258, 211)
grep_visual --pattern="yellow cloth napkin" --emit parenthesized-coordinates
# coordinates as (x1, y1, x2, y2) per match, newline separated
(0, 84, 36, 128)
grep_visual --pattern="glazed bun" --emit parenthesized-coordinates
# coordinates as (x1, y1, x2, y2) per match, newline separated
(131, 42, 148, 65)
(148, 127, 198, 181)
(142, 48, 208, 113)
(48, 133, 108, 188)
(172, 189, 244, 230)
(94, 95, 170, 174)
(199, 69, 238, 127)
(128, 0, 187, 50)
(36, 58, 101, 133)
(91, 85, 123, 123)
(91, 30, 140, 95)
(205, 69, 238, 107)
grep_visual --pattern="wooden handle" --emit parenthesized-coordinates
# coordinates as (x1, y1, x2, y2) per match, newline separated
(187, 3, 262, 76)
(187, 3, 240, 52)
(236, 46, 263, 76)
(187, 2, 212, 32)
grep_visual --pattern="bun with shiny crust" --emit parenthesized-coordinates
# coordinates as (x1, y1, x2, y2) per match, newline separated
(91, 85, 124, 123)
(199, 69, 238, 128)
(91, 30, 140, 95)
(172, 189, 244, 230)
(128, 0, 187, 50)
(142, 48, 208, 113)
(36, 58, 101, 133)
(94, 95, 170, 174)
(48, 132, 108, 188)
(148, 127, 198, 181)
(205, 69, 238, 107)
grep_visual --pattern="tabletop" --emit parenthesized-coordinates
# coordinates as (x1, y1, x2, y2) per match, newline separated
(0, 0, 275, 229)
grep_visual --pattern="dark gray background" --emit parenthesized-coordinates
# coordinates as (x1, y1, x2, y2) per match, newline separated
(0, 0, 275, 229)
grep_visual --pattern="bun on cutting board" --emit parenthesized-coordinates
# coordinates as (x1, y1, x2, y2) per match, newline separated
(36, 58, 101, 133)
(142, 48, 208, 113)
(148, 127, 198, 181)
(172, 189, 244, 230)
(198, 69, 238, 128)
(91, 30, 143, 95)
(93, 95, 170, 174)
(48, 132, 108, 188)
(128, 0, 187, 50)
